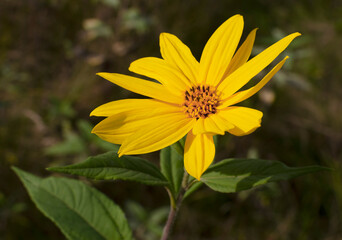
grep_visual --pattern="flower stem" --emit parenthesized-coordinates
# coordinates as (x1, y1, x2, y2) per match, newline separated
(161, 173, 189, 240)
(160, 203, 177, 240)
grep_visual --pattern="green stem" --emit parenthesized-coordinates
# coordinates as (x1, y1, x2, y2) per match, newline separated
(161, 172, 189, 240)
(165, 187, 176, 210)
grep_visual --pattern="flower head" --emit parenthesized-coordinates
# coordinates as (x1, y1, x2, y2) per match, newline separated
(91, 15, 300, 180)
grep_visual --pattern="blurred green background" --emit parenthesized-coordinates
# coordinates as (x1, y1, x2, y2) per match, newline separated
(1, 0, 342, 239)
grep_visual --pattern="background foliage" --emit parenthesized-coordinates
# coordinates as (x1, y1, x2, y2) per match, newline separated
(1, 0, 342, 239)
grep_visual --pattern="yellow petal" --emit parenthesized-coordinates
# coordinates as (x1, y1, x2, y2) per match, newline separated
(184, 131, 215, 180)
(92, 100, 182, 144)
(119, 113, 195, 156)
(192, 115, 225, 135)
(93, 131, 131, 145)
(97, 73, 181, 104)
(199, 15, 244, 86)
(92, 112, 148, 145)
(90, 98, 180, 117)
(217, 107, 263, 136)
(222, 28, 257, 79)
(220, 56, 289, 108)
(129, 57, 191, 94)
(228, 126, 259, 136)
(218, 32, 301, 99)
(160, 33, 199, 84)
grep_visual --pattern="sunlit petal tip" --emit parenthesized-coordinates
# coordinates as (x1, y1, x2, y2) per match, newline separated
(91, 123, 98, 133)
(96, 72, 105, 77)
(159, 32, 169, 45)
(127, 63, 134, 72)
(96, 72, 113, 81)
(189, 171, 202, 181)
(231, 13, 243, 18)
(96, 72, 117, 81)
(91, 126, 98, 134)
(251, 28, 259, 35)
(230, 14, 244, 24)
(289, 32, 302, 40)
(160, 32, 179, 41)
(249, 28, 258, 35)
(89, 109, 96, 117)
(159, 32, 168, 37)
(117, 148, 124, 157)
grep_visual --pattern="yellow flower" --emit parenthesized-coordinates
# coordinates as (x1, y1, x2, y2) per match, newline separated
(91, 15, 300, 180)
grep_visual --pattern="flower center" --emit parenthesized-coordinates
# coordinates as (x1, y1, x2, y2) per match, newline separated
(183, 85, 219, 119)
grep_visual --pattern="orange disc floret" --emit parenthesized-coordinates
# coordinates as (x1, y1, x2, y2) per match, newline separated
(183, 85, 220, 119)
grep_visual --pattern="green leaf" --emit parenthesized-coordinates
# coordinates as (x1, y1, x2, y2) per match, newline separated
(160, 146, 184, 197)
(13, 167, 133, 240)
(48, 151, 168, 186)
(201, 158, 329, 193)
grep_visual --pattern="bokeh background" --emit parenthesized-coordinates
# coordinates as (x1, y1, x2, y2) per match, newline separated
(1, 0, 342, 239)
